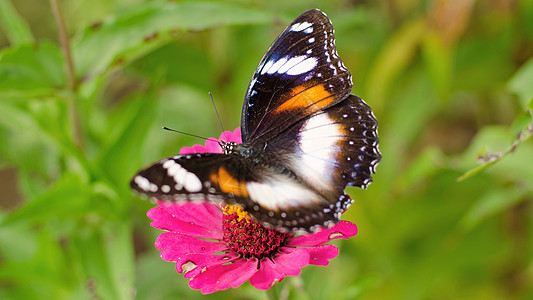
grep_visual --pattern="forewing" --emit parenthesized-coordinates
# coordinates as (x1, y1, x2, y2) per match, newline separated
(241, 9, 352, 144)
(131, 153, 237, 203)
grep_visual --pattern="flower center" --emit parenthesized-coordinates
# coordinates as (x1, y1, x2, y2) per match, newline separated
(222, 204, 291, 259)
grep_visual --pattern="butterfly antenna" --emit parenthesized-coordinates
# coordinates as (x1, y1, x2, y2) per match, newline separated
(162, 127, 218, 143)
(209, 92, 228, 142)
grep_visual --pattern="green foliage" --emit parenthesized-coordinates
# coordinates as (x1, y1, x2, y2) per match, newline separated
(0, 0, 532, 299)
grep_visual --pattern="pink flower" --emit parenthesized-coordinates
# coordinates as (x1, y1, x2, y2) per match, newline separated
(147, 127, 358, 294)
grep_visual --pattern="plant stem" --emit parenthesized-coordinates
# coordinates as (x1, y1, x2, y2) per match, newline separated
(50, 0, 83, 149)
(50, 0, 76, 91)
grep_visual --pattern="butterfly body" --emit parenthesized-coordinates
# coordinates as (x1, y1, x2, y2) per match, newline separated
(131, 9, 381, 232)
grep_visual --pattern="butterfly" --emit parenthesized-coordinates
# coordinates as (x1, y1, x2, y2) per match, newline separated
(130, 9, 381, 233)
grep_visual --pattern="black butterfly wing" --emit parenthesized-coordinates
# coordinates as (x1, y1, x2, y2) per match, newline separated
(241, 9, 381, 229)
(131, 153, 234, 203)
(241, 9, 352, 144)
(130, 151, 348, 232)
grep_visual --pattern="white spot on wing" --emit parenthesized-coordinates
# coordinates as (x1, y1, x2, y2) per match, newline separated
(286, 57, 318, 76)
(291, 113, 344, 190)
(260, 59, 274, 75)
(277, 56, 306, 74)
(266, 57, 288, 75)
(184, 173, 202, 192)
(246, 178, 322, 211)
(263, 55, 318, 76)
(162, 160, 202, 192)
(134, 175, 151, 192)
(290, 22, 312, 32)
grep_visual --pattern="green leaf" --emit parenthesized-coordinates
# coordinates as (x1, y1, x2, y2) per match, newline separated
(396, 146, 444, 191)
(365, 18, 426, 114)
(73, 1, 275, 81)
(508, 56, 533, 110)
(0, 219, 38, 262)
(458, 187, 527, 231)
(71, 222, 134, 300)
(0, 225, 82, 299)
(131, 42, 214, 90)
(95, 91, 157, 187)
(0, 0, 34, 46)
(386, 74, 437, 145)
(1, 173, 91, 226)
(421, 32, 452, 100)
(0, 41, 66, 98)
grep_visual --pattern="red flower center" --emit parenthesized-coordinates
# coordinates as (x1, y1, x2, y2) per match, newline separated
(222, 205, 291, 259)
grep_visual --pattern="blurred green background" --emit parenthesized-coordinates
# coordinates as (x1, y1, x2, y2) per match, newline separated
(1, 0, 532, 299)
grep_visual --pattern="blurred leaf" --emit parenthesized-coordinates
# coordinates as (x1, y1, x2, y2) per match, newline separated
(0, 102, 61, 197)
(508, 56, 533, 111)
(365, 18, 426, 114)
(104, 222, 134, 300)
(454, 30, 513, 92)
(0, 0, 34, 45)
(96, 91, 157, 187)
(458, 187, 527, 231)
(396, 146, 445, 191)
(386, 75, 437, 145)
(0, 219, 38, 261)
(131, 42, 214, 90)
(136, 250, 209, 300)
(0, 229, 75, 299)
(73, 1, 275, 81)
(71, 222, 134, 300)
(421, 32, 452, 100)
(1, 173, 91, 225)
(28, 97, 71, 147)
(0, 41, 66, 98)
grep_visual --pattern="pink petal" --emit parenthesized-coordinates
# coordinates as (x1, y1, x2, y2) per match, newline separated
(176, 252, 240, 277)
(179, 146, 194, 155)
(204, 138, 221, 153)
(156, 232, 227, 261)
(250, 258, 284, 290)
(287, 221, 357, 247)
(271, 247, 310, 276)
(178, 127, 240, 156)
(218, 131, 233, 143)
(148, 202, 223, 239)
(192, 144, 207, 153)
(154, 201, 222, 231)
(307, 244, 339, 266)
(189, 258, 259, 294)
(231, 127, 242, 143)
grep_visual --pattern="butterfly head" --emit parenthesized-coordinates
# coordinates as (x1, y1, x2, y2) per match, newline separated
(221, 141, 237, 155)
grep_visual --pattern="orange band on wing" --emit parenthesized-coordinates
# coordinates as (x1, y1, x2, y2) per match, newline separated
(210, 167, 249, 197)
(274, 84, 333, 113)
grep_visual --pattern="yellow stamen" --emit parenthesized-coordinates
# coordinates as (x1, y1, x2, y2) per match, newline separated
(222, 204, 250, 223)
